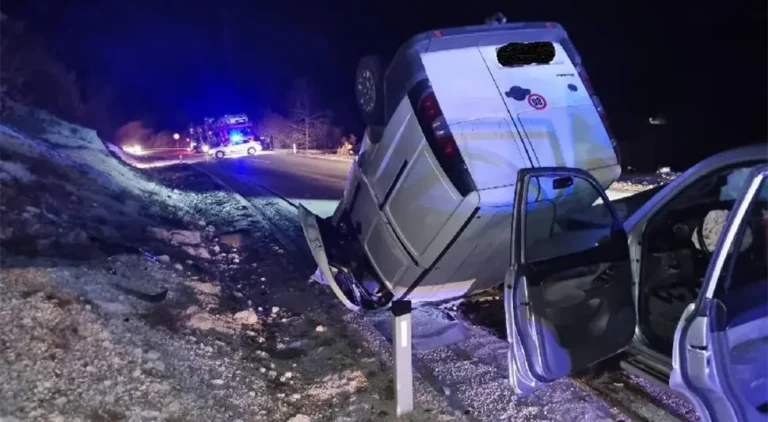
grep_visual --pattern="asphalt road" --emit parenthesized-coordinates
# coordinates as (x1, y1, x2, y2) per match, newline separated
(194, 151, 638, 216)
(194, 152, 352, 217)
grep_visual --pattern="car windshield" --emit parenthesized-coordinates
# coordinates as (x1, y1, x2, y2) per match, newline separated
(563, 183, 669, 227)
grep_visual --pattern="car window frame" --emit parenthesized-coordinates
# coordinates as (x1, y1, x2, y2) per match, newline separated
(715, 176, 768, 297)
(641, 161, 764, 251)
(636, 161, 764, 343)
(688, 165, 768, 320)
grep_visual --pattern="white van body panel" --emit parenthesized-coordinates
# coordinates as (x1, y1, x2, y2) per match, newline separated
(420, 47, 533, 191)
(326, 23, 622, 305)
(475, 42, 619, 178)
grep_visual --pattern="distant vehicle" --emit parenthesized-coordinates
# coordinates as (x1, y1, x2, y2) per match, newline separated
(299, 20, 620, 311)
(207, 138, 263, 159)
(504, 145, 767, 422)
(189, 113, 263, 154)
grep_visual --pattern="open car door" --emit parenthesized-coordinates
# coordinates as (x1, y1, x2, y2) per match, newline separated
(670, 165, 768, 422)
(505, 167, 636, 395)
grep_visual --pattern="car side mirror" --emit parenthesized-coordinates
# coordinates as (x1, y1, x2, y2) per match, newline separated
(552, 176, 574, 190)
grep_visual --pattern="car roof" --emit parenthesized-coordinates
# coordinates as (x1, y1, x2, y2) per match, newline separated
(624, 143, 768, 230)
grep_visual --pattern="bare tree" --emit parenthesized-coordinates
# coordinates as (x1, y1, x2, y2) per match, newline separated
(287, 78, 330, 150)
(336, 132, 359, 157)
(258, 111, 294, 148)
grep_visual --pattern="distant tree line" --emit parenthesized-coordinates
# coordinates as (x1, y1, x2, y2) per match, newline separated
(0, 14, 118, 140)
(257, 79, 357, 156)
(0, 15, 358, 155)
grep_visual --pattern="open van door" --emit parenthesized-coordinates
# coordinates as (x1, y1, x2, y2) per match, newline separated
(504, 167, 636, 395)
(670, 165, 768, 422)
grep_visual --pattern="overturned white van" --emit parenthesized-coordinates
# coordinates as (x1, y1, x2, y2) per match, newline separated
(299, 21, 622, 311)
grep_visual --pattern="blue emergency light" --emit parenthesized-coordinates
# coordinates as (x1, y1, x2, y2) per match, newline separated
(229, 130, 243, 142)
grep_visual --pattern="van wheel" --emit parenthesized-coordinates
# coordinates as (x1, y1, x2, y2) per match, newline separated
(215, 151, 225, 159)
(247, 147, 256, 155)
(355, 55, 386, 126)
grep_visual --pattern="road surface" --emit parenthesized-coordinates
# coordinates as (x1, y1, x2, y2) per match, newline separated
(194, 152, 641, 217)
(194, 152, 352, 217)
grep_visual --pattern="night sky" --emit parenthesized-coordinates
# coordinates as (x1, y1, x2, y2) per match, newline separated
(3, 0, 766, 168)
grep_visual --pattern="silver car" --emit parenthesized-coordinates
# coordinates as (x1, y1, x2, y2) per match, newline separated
(207, 139, 263, 159)
(505, 144, 767, 422)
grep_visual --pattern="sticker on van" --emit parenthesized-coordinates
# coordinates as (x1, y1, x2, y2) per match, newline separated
(527, 93, 547, 110)
(496, 41, 555, 67)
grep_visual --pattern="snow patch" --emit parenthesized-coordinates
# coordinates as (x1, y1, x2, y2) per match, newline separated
(0, 101, 189, 209)
(0, 160, 34, 183)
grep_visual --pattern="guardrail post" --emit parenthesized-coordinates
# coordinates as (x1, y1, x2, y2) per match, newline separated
(293, 143, 297, 154)
(392, 300, 413, 416)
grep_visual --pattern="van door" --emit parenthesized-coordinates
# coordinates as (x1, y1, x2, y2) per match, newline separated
(419, 46, 535, 191)
(505, 167, 635, 395)
(478, 43, 618, 173)
(670, 165, 768, 422)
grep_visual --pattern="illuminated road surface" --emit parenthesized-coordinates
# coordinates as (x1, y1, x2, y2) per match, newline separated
(196, 151, 641, 218)
(195, 152, 351, 217)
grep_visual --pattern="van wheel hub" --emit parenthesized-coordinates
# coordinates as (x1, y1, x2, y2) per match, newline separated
(358, 70, 376, 113)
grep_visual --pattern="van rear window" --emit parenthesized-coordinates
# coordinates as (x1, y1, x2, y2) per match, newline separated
(496, 41, 555, 67)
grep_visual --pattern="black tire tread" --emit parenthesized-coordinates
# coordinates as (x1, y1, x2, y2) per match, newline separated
(355, 55, 386, 126)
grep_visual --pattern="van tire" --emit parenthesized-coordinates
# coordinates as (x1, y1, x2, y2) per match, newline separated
(355, 55, 386, 126)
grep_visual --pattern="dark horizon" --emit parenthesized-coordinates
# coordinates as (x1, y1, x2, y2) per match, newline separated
(2, 0, 766, 169)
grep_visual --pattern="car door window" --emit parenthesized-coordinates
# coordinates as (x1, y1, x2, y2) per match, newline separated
(713, 177, 768, 416)
(639, 163, 761, 350)
(670, 167, 768, 422)
(525, 175, 617, 262)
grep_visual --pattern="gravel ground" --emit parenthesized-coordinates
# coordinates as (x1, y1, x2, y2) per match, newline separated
(0, 103, 693, 421)
(0, 107, 458, 421)
(0, 251, 457, 422)
(612, 169, 681, 192)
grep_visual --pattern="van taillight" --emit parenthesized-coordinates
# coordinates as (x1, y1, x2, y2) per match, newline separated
(577, 66, 622, 167)
(415, 91, 476, 196)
